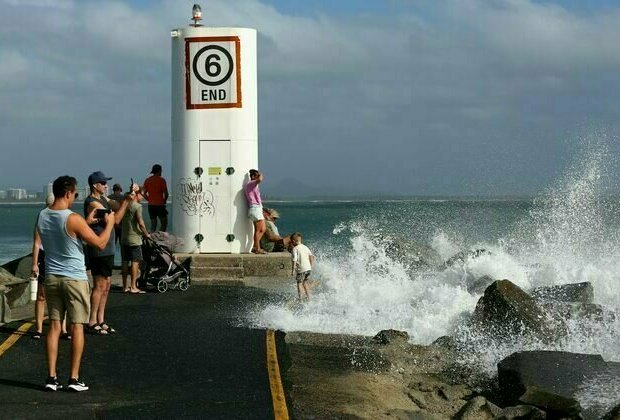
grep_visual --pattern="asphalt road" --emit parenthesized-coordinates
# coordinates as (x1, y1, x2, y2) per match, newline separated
(0, 285, 289, 419)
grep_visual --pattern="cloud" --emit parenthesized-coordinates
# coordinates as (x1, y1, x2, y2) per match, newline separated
(1, 0, 620, 195)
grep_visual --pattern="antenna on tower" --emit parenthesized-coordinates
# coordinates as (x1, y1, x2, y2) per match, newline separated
(191, 4, 203, 27)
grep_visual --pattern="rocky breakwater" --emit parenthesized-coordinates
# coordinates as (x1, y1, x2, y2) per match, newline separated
(0, 255, 34, 324)
(280, 279, 620, 419)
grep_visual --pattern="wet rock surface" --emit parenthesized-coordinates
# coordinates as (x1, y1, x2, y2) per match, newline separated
(383, 237, 444, 270)
(282, 279, 620, 419)
(471, 279, 567, 343)
(497, 351, 612, 416)
(444, 249, 491, 268)
(283, 330, 470, 419)
(531, 282, 594, 304)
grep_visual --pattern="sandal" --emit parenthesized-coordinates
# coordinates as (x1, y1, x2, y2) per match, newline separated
(129, 289, 146, 294)
(60, 332, 72, 340)
(32, 331, 42, 340)
(99, 323, 116, 334)
(86, 324, 108, 335)
(251, 248, 267, 254)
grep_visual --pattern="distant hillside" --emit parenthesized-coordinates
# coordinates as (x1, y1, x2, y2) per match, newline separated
(261, 177, 367, 199)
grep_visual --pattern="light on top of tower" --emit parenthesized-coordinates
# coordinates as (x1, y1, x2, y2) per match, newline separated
(191, 4, 203, 27)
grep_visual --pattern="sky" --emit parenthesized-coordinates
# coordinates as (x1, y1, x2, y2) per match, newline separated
(1, 0, 620, 197)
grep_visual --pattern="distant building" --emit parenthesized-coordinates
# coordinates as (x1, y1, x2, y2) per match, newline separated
(43, 183, 53, 198)
(0, 190, 6, 199)
(8, 188, 27, 200)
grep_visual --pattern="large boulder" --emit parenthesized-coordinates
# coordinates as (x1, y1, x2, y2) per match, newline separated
(373, 329, 409, 345)
(498, 351, 611, 417)
(531, 282, 594, 304)
(0, 267, 25, 286)
(0, 264, 32, 324)
(444, 249, 491, 268)
(471, 280, 566, 342)
(467, 275, 495, 295)
(547, 302, 606, 322)
(602, 403, 620, 420)
(384, 237, 443, 270)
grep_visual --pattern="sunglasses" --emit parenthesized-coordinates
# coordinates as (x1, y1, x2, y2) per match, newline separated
(99, 181, 107, 186)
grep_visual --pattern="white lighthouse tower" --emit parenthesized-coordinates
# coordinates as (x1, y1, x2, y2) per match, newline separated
(171, 5, 257, 253)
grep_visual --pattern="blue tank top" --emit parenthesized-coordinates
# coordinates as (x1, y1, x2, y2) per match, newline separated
(84, 195, 115, 257)
(37, 208, 88, 280)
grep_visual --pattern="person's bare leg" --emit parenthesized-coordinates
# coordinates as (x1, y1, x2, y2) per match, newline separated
(130, 261, 141, 291)
(46, 320, 61, 377)
(253, 220, 266, 251)
(121, 261, 129, 291)
(297, 282, 304, 300)
(89, 276, 106, 326)
(69, 323, 84, 380)
(303, 281, 311, 300)
(96, 278, 111, 324)
(61, 318, 68, 336)
(35, 287, 46, 334)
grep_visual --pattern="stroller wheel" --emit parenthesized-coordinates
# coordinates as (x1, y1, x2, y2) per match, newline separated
(179, 280, 189, 291)
(157, 279, 168, 293)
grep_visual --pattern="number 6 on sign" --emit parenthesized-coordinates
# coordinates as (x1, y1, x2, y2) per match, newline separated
(185, 36, 242, 109)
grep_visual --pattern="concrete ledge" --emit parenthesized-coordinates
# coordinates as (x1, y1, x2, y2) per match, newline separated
(176, 252, 291, 281)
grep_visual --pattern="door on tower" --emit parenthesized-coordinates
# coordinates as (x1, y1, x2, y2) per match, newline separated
(198, 140, 232, 253)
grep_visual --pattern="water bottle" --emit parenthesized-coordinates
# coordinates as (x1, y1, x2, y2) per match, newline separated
(30, 277, 38, 301)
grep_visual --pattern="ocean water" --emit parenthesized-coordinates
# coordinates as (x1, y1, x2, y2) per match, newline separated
(249, 141, 620, 400)
(3, 143, 620, 405)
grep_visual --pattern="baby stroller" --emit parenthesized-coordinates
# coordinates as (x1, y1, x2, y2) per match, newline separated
(138, 232, 191, 293)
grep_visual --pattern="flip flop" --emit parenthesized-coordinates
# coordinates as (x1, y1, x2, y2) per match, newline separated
(32, 331, 43, 340)
(130, 289, 146, 294)
(99, 323, 116, 334)
(251, 249, 267, 254)
(86, 324, 108, 335)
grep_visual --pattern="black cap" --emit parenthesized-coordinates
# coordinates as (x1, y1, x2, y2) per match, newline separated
(88, 171, 112, 186)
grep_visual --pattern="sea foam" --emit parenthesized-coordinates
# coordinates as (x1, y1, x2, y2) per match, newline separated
(253, 133, 620, 375)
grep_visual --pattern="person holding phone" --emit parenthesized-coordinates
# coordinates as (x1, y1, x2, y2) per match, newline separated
(32, 175, 115, 392)
(84, 171, 132, 335)
(121, 185, 150, 293)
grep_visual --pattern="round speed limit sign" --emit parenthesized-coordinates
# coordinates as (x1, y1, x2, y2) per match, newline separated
(185, 37, 241, 109)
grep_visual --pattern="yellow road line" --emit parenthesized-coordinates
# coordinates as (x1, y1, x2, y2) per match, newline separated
(0, 322, 34, 357)
(266, 329, 289, 420)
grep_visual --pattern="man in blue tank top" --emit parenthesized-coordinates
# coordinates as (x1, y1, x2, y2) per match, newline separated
(84, 171, 132, 335)
(32, 175, 115, 392)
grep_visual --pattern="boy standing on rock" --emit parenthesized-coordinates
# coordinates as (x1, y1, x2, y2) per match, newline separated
(290, 232, 314, 301)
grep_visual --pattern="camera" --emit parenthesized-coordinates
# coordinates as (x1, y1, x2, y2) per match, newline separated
(94, 208, 112, 219)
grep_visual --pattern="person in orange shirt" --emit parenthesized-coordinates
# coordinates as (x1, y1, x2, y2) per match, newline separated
(143, 164, 169, 232)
